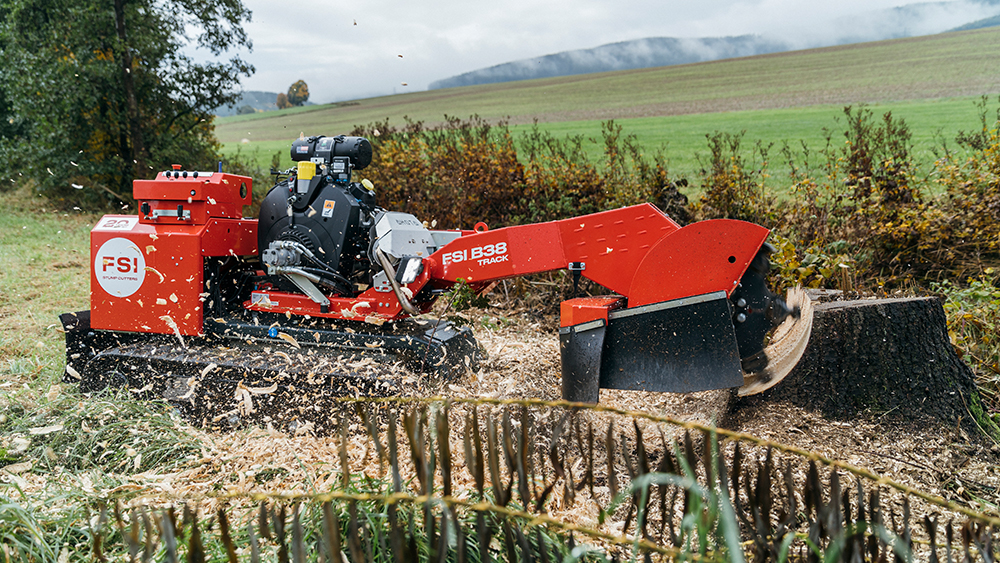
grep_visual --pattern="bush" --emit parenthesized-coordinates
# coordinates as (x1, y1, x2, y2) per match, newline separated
(933, 272, 1000, 414)
(694, 130, 775, 226)
(706, 105, 944, 289)
(932, 98, 1000, 274)
(350, 116, 689, 230)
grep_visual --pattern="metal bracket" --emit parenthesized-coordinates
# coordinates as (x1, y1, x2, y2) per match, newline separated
(285, 272, 331, 308)
(150, 206, 191, 220)
(372, 271, 393, 293)
(568, 262, 586, 298)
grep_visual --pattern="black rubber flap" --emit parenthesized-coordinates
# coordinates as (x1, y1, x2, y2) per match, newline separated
(560, 321, 606, 403)
(600, 292, 744, 393)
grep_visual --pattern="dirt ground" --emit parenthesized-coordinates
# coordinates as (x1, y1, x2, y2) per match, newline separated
(122, 310, 1000, 532)
(5, 306, 986, 552)
(458, 312, 1000, 512)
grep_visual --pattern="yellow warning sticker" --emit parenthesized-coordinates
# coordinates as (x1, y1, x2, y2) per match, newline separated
(322, 200, 335, 218)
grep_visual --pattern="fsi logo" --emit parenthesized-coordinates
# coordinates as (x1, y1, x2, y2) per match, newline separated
(98, 217, 139, 231)
(94, 237, 146, 297)
(442, 242, 509, 266)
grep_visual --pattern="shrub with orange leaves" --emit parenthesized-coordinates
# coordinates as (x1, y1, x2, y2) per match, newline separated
(350, 116, 688, 230)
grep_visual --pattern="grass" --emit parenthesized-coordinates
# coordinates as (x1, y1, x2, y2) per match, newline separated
(0, 190, 94, 380)
(509, 97, 988, 184)
(0, 187, 209, 560)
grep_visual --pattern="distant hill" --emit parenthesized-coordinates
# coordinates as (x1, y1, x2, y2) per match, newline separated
(430, 1, 1000, 90)
(213, 90, 315, 117)
(430, 36, 786, 90)
(950, 13, 1000, 31)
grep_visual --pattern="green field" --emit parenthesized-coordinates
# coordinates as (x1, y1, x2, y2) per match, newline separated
(217, 27, 1000, 182)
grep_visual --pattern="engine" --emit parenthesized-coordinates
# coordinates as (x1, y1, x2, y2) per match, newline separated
(257, 135, 380, 296)
(257, 135, 446, 308)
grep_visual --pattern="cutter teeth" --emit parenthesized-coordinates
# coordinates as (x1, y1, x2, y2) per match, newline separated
(767, 293, 796, 326)
(739, 287, 814, 396)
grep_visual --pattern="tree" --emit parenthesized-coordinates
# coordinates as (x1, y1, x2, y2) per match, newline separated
(0, 3, 29, 184)
(287, 80, 309, 106)
(0, 0, 254, 206)
(276, 92, 291, 110)
(0, 79, 28, 186)
(237, 104, 256, 115)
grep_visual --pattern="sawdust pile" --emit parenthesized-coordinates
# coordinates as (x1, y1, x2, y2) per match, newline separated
(6, 307, 992, 548)
(96, 312, 1000, 536)
(439, 315, 733, 427)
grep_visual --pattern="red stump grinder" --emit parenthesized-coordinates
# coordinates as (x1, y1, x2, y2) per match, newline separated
(61, 135, 812, 431)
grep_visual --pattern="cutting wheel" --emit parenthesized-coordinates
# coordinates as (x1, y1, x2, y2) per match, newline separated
(738, 287, 813, 396)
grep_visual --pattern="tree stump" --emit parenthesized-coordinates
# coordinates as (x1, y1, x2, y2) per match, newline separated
(737, 295, 995, 438)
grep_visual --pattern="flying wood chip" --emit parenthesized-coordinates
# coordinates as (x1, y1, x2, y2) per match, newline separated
(277, 332, 301, 349)
(144, 266, 165, 283)
(159, 315, 186, 348)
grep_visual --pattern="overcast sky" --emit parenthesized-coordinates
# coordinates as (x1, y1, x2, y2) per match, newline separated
(220, 0, 998, 103)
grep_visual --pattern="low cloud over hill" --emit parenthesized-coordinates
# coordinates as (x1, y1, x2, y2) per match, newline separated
(430, 0, 1000, 90)
(430, 36, 787, 90)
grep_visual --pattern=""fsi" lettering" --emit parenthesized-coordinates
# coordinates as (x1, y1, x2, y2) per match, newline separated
(442, 242, 508, 265)
(103, 256, 139, 273)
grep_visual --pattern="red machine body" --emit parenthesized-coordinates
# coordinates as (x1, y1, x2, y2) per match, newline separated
(91, 171, 769, 335)
(90, 170, 256, 336)
(424, 204, 769, 321)
(240, 202, 769, 328)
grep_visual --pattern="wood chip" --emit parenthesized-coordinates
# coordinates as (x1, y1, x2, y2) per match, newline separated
(2, 461, 32, 474)
(277, 332, 301, 349)
(29, 424, 63, 435)
(145, 266, 165, 283)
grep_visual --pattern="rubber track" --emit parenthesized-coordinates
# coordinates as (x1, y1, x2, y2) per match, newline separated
(83, 340, 419, 434)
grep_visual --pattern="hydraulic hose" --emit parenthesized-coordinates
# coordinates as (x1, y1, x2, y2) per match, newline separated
(375, 247, 420, 316)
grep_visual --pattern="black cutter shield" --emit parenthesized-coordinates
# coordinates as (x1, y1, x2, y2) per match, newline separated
(560, 291, 744, 403)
